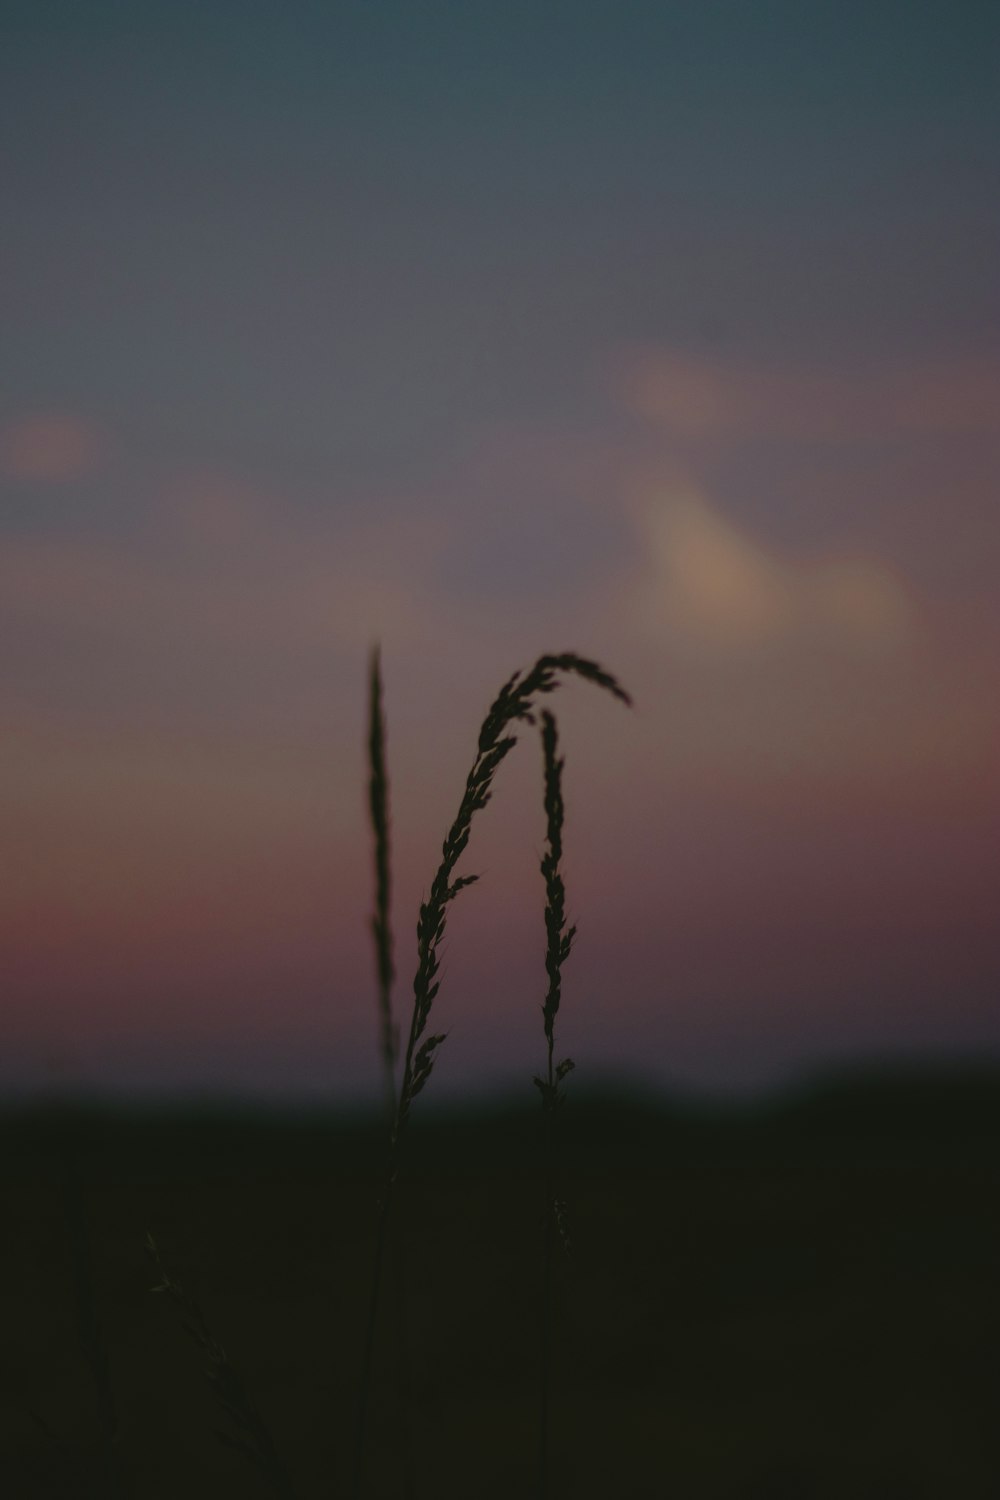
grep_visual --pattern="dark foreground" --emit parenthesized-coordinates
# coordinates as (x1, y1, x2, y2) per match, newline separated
(3, 1065, 999, 1498)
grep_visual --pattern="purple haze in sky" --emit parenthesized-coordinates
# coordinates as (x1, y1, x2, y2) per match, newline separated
(2, 2, 998, 1104)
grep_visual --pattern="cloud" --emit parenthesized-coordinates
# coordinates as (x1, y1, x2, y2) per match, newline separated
(0, 530, 436, 658)
(0, 468, 456, 734)
(624, 488, 912, 653)
(617, 348, 1000, 442)
(0, 413, 105, 482)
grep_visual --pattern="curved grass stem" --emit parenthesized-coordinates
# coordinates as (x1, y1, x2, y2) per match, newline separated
(354, 653, 630, 1499)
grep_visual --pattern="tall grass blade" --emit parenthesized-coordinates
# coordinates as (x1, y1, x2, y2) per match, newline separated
(146, 1233, 298, 1500)
(365, 644, 415, 1499)
(61, 1138, 127, 1497)
(367, 644, 397, 1122)
(353, 652, 630, 1499)
(394, 653, 630, 1146)
(535, 709, 575, 1499)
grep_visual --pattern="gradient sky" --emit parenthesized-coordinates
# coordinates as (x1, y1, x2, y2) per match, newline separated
(3, 1, 998, 1104)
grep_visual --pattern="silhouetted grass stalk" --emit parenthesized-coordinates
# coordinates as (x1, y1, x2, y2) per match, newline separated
(365, 644, 415, 1500)
(367, 645, 397, 1123)
(62, 1141, 127, 1497)
(146, 1233, 298, 1500)
(535, 709, 576, 1499)
(353, 654, 630, 1498)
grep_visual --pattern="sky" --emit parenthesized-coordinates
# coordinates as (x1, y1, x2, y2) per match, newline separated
(2, 1, 998, 1106)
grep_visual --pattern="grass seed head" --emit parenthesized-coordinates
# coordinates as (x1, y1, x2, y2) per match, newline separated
(395, 653, 629, 1141)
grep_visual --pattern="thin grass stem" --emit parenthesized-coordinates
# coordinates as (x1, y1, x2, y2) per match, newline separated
(364, 644, 415, 1499)
(367, 644, 397, 1123)
(353, 653, 630, 1500)
(146, 1233, 298, 1500)
(61, 1138, 127, 1497)
(534, 709, 576, 1498)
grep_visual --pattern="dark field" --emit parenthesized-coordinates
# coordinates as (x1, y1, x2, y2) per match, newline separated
(3, 1066, 999, 1498)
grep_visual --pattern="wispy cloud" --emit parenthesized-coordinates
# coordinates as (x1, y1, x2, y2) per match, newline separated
(0, 412, 106, 482)
(621, 487, 912, 654)
(617, 347, 1000, 442)
(0, 481, 444, 661)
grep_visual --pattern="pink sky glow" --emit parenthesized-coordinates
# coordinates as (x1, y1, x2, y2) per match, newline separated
(3, 6, 998, 1103)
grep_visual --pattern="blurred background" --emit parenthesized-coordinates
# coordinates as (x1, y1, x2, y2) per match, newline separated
(3, 0, 998, 1109)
